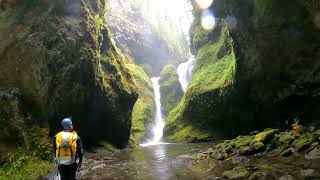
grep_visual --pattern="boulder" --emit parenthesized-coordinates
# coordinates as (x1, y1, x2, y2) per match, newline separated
(223, 166, 249, 179)
(159, 65, 183, 115)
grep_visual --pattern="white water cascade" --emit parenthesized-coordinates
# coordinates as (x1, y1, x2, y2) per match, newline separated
(140, 77, 166, 146)
(177, 56, 196, 92)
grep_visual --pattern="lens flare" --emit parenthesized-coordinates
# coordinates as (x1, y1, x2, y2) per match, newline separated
(195, 0, 214, 10)
(201, 10, 216, 31)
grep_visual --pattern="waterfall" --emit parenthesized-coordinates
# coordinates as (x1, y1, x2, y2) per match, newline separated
(177, 56, 196, 92)
(140, 77, 165, 146)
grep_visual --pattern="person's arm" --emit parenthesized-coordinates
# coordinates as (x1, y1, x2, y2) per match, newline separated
(76, 136, 84, 164)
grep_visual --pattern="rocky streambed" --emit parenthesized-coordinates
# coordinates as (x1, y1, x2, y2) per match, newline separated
(46, 129, 320, 180)
(192, 129, 320, 179)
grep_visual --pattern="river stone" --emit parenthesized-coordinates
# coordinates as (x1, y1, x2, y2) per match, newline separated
(280, 148, 294, 157)
(190, 158, 216, 172)
(300, 169, 316, 177)
(294, 136, 313, 152)
(278, 175, 294, 180)
(231, 156, 249, 164)
(305, 147, 320, 160)
(223, 166, 249, 179)
(249, 171, 268, 180)
(254, 129, 278, 143)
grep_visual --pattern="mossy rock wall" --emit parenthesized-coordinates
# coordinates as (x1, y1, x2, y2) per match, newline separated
(164, 0, 320, 142)
(0, 0, 138, 148)
(164, 20, 237, 142)
(126, 64, 154, 143)
(159, 65, 183, 115)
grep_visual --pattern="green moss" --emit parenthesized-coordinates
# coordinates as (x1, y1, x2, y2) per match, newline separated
(312, 130, 320, 142)
(165, 124, 212, 143)
(249, 172, 268, 180)
(278, 131, 298, 145)
(159, 65, 183, 114)
(98, 141, 120, 153)
(27, 127, 52, 160)
(294, 136, 313, 152)
(139, 63, 153, 76)
(234, 135, 255, 148)
(160, 64, 176, 75)
(164, 20, 236, 142)
(223, 166, 249, 179)
(188, 27, 235, 94)
(126, 64, 154, 143)
(239, 142, 264, 155)
(189, 19, 213, 53)
(0, 149, 53, 179)
(191, 158, 216, 172)
(254, 129, 278, 143)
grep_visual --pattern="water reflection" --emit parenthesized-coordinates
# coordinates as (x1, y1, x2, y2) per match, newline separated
(78, 143, 213, 180)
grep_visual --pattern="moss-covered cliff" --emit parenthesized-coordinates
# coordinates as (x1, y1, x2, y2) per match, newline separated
(164, 19, 236, 142)
(126, 63, 154, 143)
(164, 0, 320, 142)
(0, 0, 138, 149)
(159, 65, 183, 115)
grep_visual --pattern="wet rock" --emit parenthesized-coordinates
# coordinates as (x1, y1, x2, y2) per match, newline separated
(239, 146, 251, 155)
(254, 142, 265, 152)
(305, 147, 320, 160)
(249, 171, 268, 180)
(254, 129, 279, 143)
(278, 175, 294, 180)
(223, 166, 249, 179)
(234, 135, 255, 148)
(191, 158, 216, 172)
(294, 136, 313, 152)
(239, 142, 265, 155)
(305, 159, 320, 170)
(231, 156, 249, 164)
(300, 169, 316, 177)
(312, 130, 320, 142)
(280, 148, 294, 157)
(310, 142, 319, 149)
(278, 131, 299, 145)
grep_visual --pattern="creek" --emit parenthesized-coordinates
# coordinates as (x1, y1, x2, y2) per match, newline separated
(71, 143, 320, 180)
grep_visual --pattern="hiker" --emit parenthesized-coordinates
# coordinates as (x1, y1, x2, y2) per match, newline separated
(53, 118, 83, 180)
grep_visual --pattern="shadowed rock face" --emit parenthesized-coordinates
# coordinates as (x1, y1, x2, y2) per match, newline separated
(0, 0, 138, 148)
(165, 0, 320, 142)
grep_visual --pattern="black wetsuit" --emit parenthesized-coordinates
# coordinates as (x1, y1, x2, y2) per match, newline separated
(53, 132, 83, 180)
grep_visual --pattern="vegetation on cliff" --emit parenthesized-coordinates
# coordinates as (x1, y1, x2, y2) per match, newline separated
(164, 19, 236, 142)
(0, 0, 139, 150)
(164, 0, 320, 143)
(159, 65, 183, 115)
(126, 63, 154, 143)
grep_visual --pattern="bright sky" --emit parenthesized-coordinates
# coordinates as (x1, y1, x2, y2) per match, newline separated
(145, 0, 193, 35)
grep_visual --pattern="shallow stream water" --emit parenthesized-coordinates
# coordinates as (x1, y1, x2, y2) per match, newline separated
(78, 143, 214, 180)
(46, 143, 320, 180)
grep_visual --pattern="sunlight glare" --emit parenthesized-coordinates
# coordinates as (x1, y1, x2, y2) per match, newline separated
(201, 10, 216, 31)
(195, 0, 214, 10)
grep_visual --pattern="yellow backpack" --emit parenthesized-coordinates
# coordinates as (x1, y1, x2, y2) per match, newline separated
(55, 131, 78, 162)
